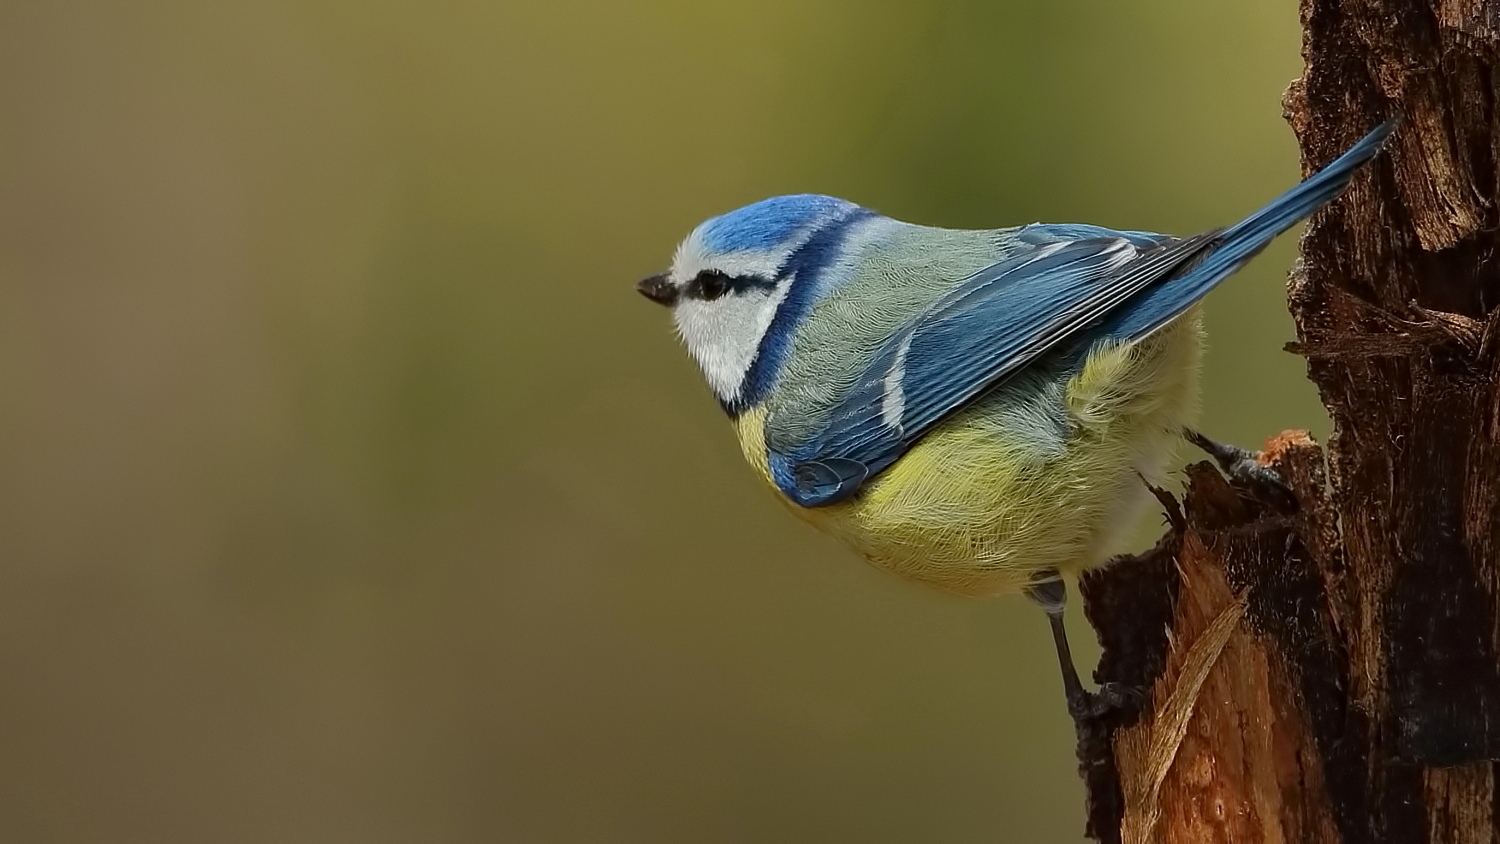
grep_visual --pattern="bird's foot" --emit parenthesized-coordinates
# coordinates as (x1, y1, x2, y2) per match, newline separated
(1065, 681, 1147, 724)
(1185, 429, 1296, 509)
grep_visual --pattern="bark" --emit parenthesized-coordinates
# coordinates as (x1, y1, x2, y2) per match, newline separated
(1076, 1, 1500, 842)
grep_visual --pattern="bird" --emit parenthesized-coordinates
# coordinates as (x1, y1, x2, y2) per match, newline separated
(635, 123, 1390, 719)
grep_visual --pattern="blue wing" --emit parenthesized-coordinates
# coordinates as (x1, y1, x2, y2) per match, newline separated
(766, 232, 1220, 505)
(770, 122, 1392, 507)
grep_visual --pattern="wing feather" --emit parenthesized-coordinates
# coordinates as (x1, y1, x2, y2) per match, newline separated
(770, 232, 1221, 506)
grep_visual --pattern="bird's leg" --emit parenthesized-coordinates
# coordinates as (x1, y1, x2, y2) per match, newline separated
(1025, 572, 1087, 713)
(1183, 428, 1295, 507)
(1024, 570, 1142, 725)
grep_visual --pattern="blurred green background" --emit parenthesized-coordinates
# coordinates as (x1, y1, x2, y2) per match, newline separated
(0, 2, 1322, 842)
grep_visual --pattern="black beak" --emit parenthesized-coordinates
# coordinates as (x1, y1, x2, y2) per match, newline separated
(636, 273, 678, 307)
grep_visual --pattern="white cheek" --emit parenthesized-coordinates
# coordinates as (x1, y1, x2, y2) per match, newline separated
(674, 286, 788, 402)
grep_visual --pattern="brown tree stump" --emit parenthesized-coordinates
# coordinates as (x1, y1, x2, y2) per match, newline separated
(1076, 1, 1500, 842)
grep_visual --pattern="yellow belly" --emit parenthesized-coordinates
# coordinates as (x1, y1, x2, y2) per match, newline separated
(733, 311, 1203, 597)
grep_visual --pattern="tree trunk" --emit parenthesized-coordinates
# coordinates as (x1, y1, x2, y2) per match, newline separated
(1076, 1, 1500, 842)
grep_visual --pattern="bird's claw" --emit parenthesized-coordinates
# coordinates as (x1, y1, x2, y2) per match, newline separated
(1185, 429, 1296, 509)
(1066, 681, 1147, 724)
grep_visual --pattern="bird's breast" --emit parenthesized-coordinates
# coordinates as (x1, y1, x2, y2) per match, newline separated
(730, 312, 1204, 597)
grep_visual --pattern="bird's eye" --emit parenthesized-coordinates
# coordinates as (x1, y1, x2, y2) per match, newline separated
(694, 271, 732, 301)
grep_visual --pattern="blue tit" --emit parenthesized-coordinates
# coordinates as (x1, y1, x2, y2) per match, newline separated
(636, 124, 1389, 711)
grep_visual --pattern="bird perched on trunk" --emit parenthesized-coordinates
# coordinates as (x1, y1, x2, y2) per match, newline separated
(635, 123, 1390, 718)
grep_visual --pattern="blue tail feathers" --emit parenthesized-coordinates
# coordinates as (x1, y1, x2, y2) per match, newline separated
(1108, 122, 1392, 343)
(1218, 122, 1393, 261)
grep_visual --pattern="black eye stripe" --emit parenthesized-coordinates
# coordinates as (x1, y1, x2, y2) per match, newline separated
(687, 270, 777, 300)
(695, 270, 730, 300)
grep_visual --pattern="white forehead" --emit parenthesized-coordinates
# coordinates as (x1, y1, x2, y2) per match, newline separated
(668, 227, 794, 288)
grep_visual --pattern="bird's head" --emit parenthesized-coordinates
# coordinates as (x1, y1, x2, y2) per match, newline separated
(637, 194, 868, 405)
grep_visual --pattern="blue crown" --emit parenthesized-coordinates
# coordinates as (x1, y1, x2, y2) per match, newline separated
(699, 194, 858, 254)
